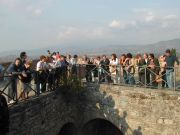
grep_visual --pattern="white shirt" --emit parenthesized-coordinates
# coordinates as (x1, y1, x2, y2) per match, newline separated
(110, 58, 119, 66)
(54, 60, 62, 68)
(36, 61, 46, 71)
(70, 58, 78, 65)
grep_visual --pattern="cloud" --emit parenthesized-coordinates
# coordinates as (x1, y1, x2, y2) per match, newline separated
(33, 8, 43, 16)
(132, 8, 180, 29)
(161, 22, 169, 28)
(0, 0, 17, 9)
(57, 27, 78, 40)
(57, 26, 109, 43)
(133, 8, 152, 13)
(164, 15, 177, 20)
(0, 0, 54, 16)
(145, 15, 155, 22)
(133, 8, 156, 23)
(26, 5, 43, 17)
(109, 20, 126, 29)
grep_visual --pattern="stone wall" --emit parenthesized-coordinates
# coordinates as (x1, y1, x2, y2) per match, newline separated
(98, 84, 180, 135)
(8, 90, 79, 135)
(7, 84, 180, 135)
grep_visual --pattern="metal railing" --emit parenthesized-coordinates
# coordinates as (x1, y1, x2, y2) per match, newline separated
(0, 63, 179, 106)
(0, 68, 67, 105)
(75, 64, 180, 91)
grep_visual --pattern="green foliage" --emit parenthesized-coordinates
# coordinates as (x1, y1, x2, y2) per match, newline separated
(59, 72, 83, 91)
(66, 75, 83, 91)
(171, 48, 177, 56)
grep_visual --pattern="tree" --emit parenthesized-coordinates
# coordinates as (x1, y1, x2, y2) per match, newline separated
(171, 48, 176, 56)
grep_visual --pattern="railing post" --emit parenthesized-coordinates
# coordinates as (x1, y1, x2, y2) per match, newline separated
(98, 67, 100, 84)
(145, 66, 147, 88)
(174, 67, 176, 91)
(119, 65, 121, 84)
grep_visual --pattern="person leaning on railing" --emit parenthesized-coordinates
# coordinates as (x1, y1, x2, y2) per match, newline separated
(165, 49, 179, 89)
(6, 58, 22, 103)
(45, 56, 57, 91)
(35, 55, 48, 95)
(18, 60, 33, 99)
(91, 56, 101, 82)
(70, 55, 78, 75)
(85, 58, 95, 82)
(58, 55, 69, 85)
(109, 53, 119, 84)
(99, 55, 111, 83)
(124, 53, 135, 85)
(159, 55, 168, 88)
(143, 53, 150, 85)
(120, 54, 128, 84)
(136, 54, 147, 86)
(147, 53, 160, 88)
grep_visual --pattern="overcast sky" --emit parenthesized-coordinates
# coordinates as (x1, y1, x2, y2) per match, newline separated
(0, 0, 180, 52)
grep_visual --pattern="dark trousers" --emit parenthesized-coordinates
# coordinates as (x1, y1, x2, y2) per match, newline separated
(48, 71, 56, 90)
(123, 70, 128, 84)
(72, 65, 77, 75)
(35, 72, 47, 95)
(8, 79, 17, 102)
(138, 73, 145, 85)
(146, 72, 150, 85)
(86, 71, 92, 82)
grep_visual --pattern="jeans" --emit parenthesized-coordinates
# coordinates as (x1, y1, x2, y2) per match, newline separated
(166, 69, 174, 89)
(123, 70, 128, 84)
(127, 73, 135, 85)
(8, 79, 18, 102)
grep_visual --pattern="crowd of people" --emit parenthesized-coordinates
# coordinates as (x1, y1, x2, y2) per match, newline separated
(80, 49, 179, 88)
(0, 49, 179, 104)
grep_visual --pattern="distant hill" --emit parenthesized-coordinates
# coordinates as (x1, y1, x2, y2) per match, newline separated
(84, 39, 180, 56)
(0, 38, 180, 62)
(39, 38, 180, 56)
(141, 38, 180, 54)
(88, 39, 180, 55)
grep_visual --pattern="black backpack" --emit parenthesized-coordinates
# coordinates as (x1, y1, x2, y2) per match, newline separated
(0, 95, 9, 134)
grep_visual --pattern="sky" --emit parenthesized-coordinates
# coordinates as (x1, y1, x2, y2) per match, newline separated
(0, 0, 180, 52)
